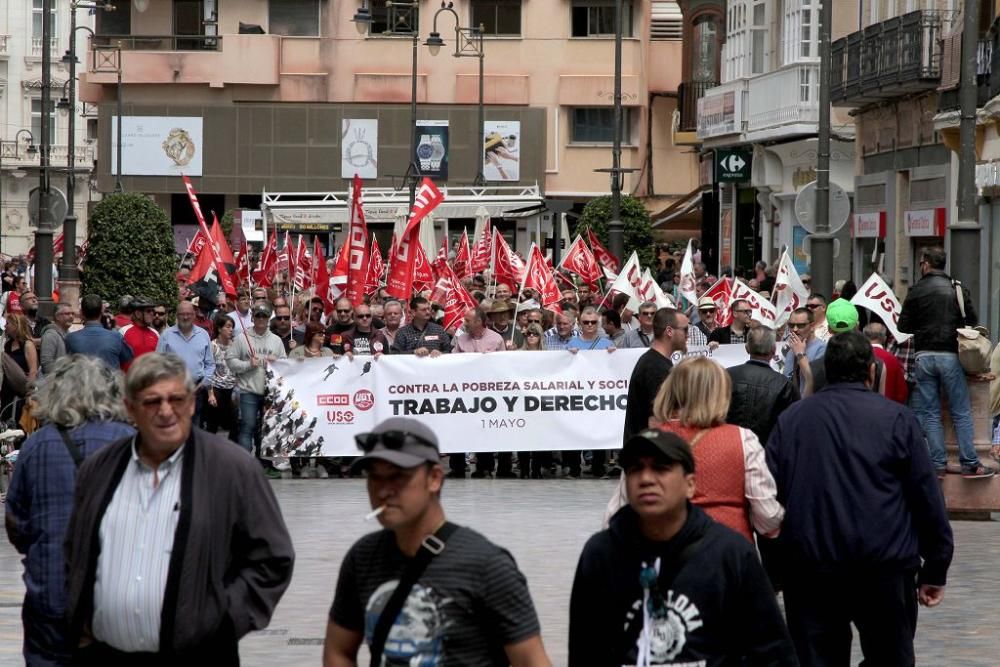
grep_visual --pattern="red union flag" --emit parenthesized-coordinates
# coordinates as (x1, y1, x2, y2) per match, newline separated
(187, 229, 209, 259)
(412, 241, 435, 294)
(235, 238, 250, 287)
(586, 227, 620, 273)
(386, 178, 445, 299)
(253, 229, 278, 287)
(491, 228, 525, 288)
(560, 235, 601, 289)
(365, 235, 384, 297)
(345, 175, 370, 306)
(182, 175, 236, 296)
(702, 277, 734, 327)
(520, 243, 562, 311)
(294, 235, 312, 291)
(468, 219, 492, 274)
(452, 228, 471, 279)
(431, 262, 478, 331)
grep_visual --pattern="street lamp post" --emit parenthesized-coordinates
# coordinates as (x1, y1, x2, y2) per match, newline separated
(607, 0, 625, 264)
(354, 1, 421, 212)
(36, 0, 56, 313)
(425, 1, 486, 186)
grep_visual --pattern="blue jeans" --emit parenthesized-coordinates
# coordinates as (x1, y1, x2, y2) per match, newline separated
(912, 352, 978, 468)
(238, 392, 265, 455)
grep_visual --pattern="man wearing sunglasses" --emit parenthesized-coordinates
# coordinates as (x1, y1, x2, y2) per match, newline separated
(708, 299, 751, 347)
(619, 302, 657, 349)
(65, 353, 294, 665)
(227, 304, 287, 456)
(324, 418, 552, 667)
(342, 304, 390, 357)
(783, 307, 825, 393)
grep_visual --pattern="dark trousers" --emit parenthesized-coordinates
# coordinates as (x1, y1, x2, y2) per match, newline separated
(448, 453, 466, 475)
(562, 450, 581, 476)
(590, 449, 607, 476)
(201, 386, 238, 442)
(76, 622, 239, 667)
(22, 602, 72, 666)
(783, 568, 918, 667)
(477, 452, 513, 476)
(518, 450, 552, 477)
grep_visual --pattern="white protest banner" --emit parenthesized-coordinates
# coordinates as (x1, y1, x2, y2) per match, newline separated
(731, 278, 777, 328)
(261, 346, 756, 457)
(678, 239, 699, 307)
(773, 250, 809, 327)
(851, 272, 912, 343)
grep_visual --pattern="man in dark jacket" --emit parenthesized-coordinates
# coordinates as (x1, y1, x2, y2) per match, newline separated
(766, 331, 953, 666)
(727, 326, 799, 444)
(708, 298, 752, 346)
(898, 246, 995, 478)
(65, 353, 294, 665)
(623, 308, 688, 443)
(570, 430, 796, 666)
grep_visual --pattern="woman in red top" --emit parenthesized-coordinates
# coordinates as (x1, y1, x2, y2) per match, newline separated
(605, 357, 784, 542)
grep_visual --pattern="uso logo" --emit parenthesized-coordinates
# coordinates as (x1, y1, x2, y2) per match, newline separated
(354, 390, 375, 411)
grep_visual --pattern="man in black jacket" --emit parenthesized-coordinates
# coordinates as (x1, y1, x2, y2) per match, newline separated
(766, 332, 954, 666)
(570, 430, 796, 666)
(727, 326, 799, 444)
(898, 246, 995, 478)
(708, 298, 752, 346)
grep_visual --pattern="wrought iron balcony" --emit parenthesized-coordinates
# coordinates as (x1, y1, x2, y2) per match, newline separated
(831, 10, 950, 108)
(678, 80, 718, 133)
(92, 34, 221, 51)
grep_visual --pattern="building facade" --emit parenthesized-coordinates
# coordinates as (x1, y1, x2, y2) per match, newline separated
(1, 1, 97, 257)
(78, 0, 697, 255)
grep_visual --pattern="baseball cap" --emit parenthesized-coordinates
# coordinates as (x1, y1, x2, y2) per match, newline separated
(252, 303, 272, 318)
(697, 296, 717, 310)
(350, 418, 442, 472)
(620, 429, 695, 473)
(826, 298, 858, 334)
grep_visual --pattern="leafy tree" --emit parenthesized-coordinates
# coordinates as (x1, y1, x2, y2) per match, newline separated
(81, 193, 178, 311)
(575, 195, 655, 270)
(221, 208, 236, 240)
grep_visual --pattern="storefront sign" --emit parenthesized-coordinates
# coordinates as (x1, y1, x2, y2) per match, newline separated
(716, 148, 751, 183)
(415, 120, 449, 180)
(720, 207, 733, 267)
(852, 211, 886, 238)
(697, 90, 738, 138)
(904, 208, 945, 237)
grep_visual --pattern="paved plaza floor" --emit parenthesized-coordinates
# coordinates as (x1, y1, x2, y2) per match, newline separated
(2, 478, 1000, 665)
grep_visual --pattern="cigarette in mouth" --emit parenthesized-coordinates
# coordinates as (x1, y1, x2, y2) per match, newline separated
(365, 505, 386, 521)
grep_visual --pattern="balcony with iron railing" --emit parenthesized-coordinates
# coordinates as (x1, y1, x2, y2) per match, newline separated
(0, 141, 96, 168)
(678, 80, 718, 134)
(831, 10, 950, 108)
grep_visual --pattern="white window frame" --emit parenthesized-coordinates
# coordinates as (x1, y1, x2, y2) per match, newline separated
(30, 96, 57, 147)
(724, 0, 750, 81)
(783, 0, 819, 66)
(32, 0, 58, 41)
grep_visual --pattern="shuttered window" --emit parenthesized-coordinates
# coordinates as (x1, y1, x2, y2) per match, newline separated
(651, 1, 682, 41)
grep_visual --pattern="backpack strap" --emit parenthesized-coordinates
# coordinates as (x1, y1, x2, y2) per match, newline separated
(369, 521, 460, 667)
(58, 426, 84, 468)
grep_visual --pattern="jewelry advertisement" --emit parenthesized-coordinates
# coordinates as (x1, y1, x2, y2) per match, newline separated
(414, 120, 449, 180)
(341, 119, 379, 179)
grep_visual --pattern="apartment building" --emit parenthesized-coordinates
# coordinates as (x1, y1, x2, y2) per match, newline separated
(0, 1, 97, 256)
(693, 0, 856, 279)
(78, 0, 697, 254)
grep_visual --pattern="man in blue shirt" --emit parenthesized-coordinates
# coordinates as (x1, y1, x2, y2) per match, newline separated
(157, 300, 214, 423)
(65, 294, 133, 370)
(783, 306, 826, 391)
(567, 306, 615, 351)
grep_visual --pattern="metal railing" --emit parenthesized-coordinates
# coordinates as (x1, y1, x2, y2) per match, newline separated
(0, 142, 95, 165)
(30, 37, 59, 58)
(746, 62, 820, 133)
(92, 34, 221, 51)
(678, 80, 718, 133)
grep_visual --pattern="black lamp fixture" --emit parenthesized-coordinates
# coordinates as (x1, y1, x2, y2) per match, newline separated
(424, 31, 445, 56)
(352, 3, 373, 35)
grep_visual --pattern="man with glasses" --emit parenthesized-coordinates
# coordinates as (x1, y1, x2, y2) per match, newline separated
(269, 303, 302, 354)
(623, 308, 689, 443)
(783, 307, 825, 393)
(805, 294, 831, 341)
(228, 289, 254, 332)
(323, 418, 551, 667)
(620, 302, 657, 348)
(899, 246, 996, 479)
(694, 296, 719, 339)
(343, 304, 390, 357)
(151, 306, 168, 335)
(227, 304, 287, 461)
(708, 299, 752, 347)
(326, 297, 356, 355)
(121, 297, 160, 371)
(568, 306, 616, 479)
(156, 301, 215, 424)
(65, 353, 294, 665)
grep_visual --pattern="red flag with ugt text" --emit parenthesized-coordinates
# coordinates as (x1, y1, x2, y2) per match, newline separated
(234, 238, 250, 287)
(345, 175, 370, 306)
(413, 241, 436, 294)
(386, 178, 445, 299)
(468, 219, 492, 274)
(702, 277, 734, 327)
(365, 235, 385, 297)
(491, 228, 525, 289)
(587, 227, 620, 273)
(431, 262, 478, 331)
(294, 235, 312, 291)
(520, 244, 562, 312)
(453, 228, 471, 280)
(313, 237, 333, 312)
(253, 229, 278, 287)
(560, 235, 601, 290)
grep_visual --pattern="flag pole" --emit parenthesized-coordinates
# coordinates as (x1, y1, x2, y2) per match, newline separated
(511, 242, 536, 346)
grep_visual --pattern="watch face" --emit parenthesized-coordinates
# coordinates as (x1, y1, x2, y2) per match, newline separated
(431, 142, 445, 160)
(417, 143, 434, 160)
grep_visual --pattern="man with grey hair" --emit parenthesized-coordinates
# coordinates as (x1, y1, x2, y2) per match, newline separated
(379, 299, 404, 349)
(726, 327, 799, 445)
(864, 322, 909, 404)
(39, 302, 74, 375)
(619, 301, 657, 348)
(65, 352, 294, 664)
(157, 300, 215, 424)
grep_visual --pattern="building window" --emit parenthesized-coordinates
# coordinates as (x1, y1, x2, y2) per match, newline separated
(97, 0, 132, 35)
(650, 1, 682, 41)
(724, 1, 747, 80)
(31, 98, 57, 146)
(471, 0, 521, 36)
(750, 0, 767, 74)
(370, 0, 419, 35)
(693, 14, 720, 82)
(783, 0, 818, 65)
(570, 107, 632, 144)
(269, 0, 320, 36)
(32, 0, 57, 40)
(571, 1, 634, 38)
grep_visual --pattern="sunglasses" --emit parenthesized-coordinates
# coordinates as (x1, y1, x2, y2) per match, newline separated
(639, 311, 656, 317)
(138, 394, 190, 413)
(581, 320, 599, 325)
(788, 322, 809, 329)
(699, 308, 716, 313)
(805, 304, 822, 310)
(336, 309, 352, 314)
(154, 311, 166, 316)
(273, 316, 291, 321)
(527, 318, 542, 324)
(526, 332, 540, 337)
(354, 429, 434, 453)
(357, 313, 372, 319)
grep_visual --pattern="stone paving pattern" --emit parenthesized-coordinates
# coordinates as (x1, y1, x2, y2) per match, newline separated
(2, 479, 999, 665)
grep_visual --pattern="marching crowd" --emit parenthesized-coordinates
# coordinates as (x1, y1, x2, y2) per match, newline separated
(0, 242, 997, 665)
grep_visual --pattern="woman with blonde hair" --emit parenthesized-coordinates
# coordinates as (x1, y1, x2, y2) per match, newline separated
(519, 322, 546, 351)
(605, 356, 783, 542)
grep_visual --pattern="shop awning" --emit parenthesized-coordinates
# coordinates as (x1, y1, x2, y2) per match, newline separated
(650, 187, 707, 229)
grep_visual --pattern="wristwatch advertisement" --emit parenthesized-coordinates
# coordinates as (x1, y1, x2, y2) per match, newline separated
(414, 120, 449, 179)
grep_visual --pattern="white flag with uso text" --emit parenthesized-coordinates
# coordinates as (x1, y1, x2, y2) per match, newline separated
(773, 250, 809, 327)
(850, 272, 912, 343)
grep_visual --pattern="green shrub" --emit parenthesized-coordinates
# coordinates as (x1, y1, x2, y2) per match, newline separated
(575, 195, 655, 271)
(81, 193, 178, 311)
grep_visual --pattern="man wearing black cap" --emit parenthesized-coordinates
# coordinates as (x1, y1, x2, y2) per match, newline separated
(323, 418, 552, 667)
(569, 430, 795, 667)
